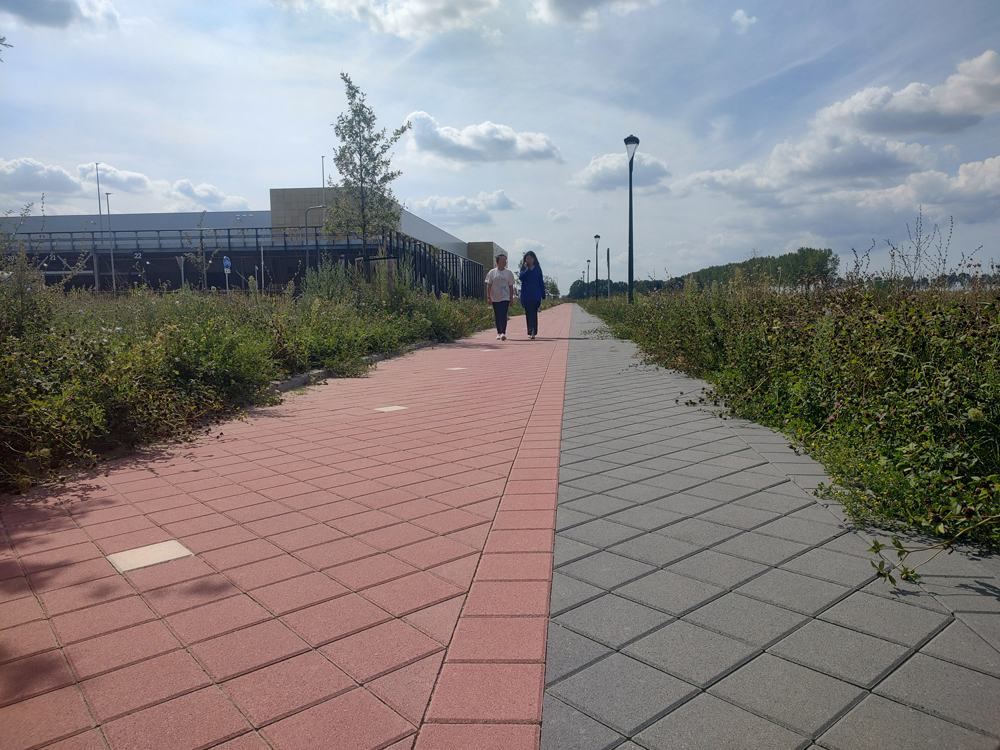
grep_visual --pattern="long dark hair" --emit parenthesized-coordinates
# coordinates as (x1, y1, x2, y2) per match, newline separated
(522, 250, 542, 274)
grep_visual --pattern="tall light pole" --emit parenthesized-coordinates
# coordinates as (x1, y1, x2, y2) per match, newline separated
(624, 135, 639, 303)
(95, 163, 103, 292)
(593, 234, 600, 300)
(105, 192, 117, 294)
(606, 247, 610, 298)
(586, 259, 591, 297)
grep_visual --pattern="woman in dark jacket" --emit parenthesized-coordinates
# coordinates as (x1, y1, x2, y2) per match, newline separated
(518, 250, 547, 339)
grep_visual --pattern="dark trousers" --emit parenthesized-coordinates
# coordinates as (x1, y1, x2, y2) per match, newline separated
(492, 301, 509, 334)
(523, 299, 540, 336)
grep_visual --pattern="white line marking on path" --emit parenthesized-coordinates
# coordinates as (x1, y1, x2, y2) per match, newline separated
(374, 406, 408, 412)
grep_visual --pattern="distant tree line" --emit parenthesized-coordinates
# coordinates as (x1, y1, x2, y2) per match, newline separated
(683, 247, 839, 288)
(567, 247, 841, 299)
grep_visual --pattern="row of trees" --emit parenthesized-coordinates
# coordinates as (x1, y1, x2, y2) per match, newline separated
(567, 247, 840, 299)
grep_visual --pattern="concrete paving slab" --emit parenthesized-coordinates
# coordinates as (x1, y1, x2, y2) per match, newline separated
(549, 653, 697, 736)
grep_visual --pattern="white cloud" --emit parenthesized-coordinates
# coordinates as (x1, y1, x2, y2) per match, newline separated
(0, 157, 82, 195)
(547, 207, 573, 222)
(407, 111, 561, 163)
(409, 189, 519, 225)
(0, 0, 120, 29)
(277, 0, 498, 39)
(816, 50, 1000, 135)
(529, 0, 660, 24)
(0, 157, 248, 212)
(572, 152, 671, 193)
(730, 9, 756, 34)
(78, 162, 154, 192)
(850, 155, 1000, 222)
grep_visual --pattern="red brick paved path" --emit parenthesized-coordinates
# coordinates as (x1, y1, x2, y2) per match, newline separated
(0, 304, 571, 750)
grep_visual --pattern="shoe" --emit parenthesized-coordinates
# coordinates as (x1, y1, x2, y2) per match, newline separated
(501, 333, 506, 341)
(496, 334, 502, 340)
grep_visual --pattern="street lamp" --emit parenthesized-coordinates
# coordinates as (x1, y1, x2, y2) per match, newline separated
(606, 247, 610, 298)
(586, 259, 591, 296)
(105, 192, 117, 294)
(593, 234, 600, 300)
(624, 134, 639, 303)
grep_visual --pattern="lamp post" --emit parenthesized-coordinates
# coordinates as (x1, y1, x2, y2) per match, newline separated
(624, 134, 639, 303)
(593, 234, 600, 300)
(105, 192, 117, 294)
(606, 247, 610, 298)
(586, 259, 591, 297)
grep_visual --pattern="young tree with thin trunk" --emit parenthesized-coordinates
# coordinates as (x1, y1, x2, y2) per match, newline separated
(325, 73, 411, 275)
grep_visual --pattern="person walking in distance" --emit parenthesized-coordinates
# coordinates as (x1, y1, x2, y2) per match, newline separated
(518, 250, 546, 340)
(485, 249, 515, 341)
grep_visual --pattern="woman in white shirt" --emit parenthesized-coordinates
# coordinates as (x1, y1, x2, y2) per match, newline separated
(485, 249, 516, 341)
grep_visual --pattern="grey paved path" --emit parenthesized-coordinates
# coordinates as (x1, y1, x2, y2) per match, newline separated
(542, 307, 1000, 750)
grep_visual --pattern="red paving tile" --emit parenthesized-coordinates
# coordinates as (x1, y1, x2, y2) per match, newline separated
(224, 651, 355, 727)
(280, 593, 393, 646)
(0, 305, 570, 747)
(368, 651, 445, 725)
(44, 729, 109, 750)
(262, 688, 414, 750)
(391, 536, 477, 569)
(0, 650, 75, 707)
(0, 593, 45, 629)
(80, 649, 212, 721)
(475, 553, 554, 581)
(124, 555, 216, 591)
(189, 619, 310, 680)
(249, 572, 349, 615)
(164, 594, 271, 644)
(326, 553, 418, 591)
(463, 581, 551, 616)
(361, 572, 464, 617)
(321, 619, 443, 683)
(0, 619, 59, 664)
(37, 575, 136, 616)
(102, 686, 250, 750)
(447, 617, 548, 663)
(425, 663, 545, 722)
(403, 596, 466, 645)
(142, 574, 242, 617)
(0, 686, 94, 750)
(50, 596, 157, 644)
(414, 724, 540, 750)
(65, 620, 181, 679)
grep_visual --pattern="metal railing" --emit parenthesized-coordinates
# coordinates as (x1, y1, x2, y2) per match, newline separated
(13, 226, 485, 300)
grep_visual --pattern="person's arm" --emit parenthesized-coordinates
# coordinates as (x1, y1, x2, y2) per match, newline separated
(486, 281, 493, 305)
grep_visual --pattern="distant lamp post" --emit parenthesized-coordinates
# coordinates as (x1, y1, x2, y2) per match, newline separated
(586, 259, 591, 297)
(105, 192, 116, 294)
(606, 247, 610, 298)
(624, 134, 639, 303)
(593, 234, 600, 300)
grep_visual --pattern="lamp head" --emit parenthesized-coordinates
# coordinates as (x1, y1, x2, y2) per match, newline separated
(624, 134, 639, 162)
(594, 234, 600, 241)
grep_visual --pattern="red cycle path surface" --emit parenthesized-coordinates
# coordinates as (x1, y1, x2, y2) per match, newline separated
(0, 304, 571, 750)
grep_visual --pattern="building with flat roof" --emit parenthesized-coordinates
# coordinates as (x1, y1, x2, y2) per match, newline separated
(11, 187, 505, 297)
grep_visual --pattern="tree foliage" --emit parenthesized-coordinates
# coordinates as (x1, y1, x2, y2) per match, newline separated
(544, 276, 560, 297)
(684, 247, 840, 289)
(325, 73, 411, 263)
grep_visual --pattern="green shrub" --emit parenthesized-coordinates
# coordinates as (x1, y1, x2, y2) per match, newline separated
(584, 264, 1000, 548)
(0, 242, 495, 493)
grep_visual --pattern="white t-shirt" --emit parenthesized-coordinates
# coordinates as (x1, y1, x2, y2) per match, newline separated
(486, 268, 516, 303)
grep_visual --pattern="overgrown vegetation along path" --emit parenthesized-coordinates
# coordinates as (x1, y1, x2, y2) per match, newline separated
(0, 252, 505, 494)
(582, 276, 1000, 551)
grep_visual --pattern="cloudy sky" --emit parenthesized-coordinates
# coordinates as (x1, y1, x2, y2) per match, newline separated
(2, 0, 999, 288)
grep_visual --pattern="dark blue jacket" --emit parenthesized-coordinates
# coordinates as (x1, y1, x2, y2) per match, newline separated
(519, 265, 546, 301)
